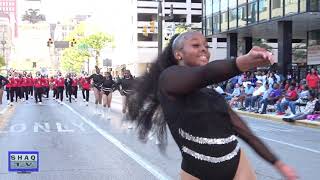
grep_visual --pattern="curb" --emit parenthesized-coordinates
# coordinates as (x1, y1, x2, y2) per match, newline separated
(235, 110, 320, 129)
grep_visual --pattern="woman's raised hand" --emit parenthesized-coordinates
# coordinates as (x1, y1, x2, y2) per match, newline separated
(236, 46, 275, 72)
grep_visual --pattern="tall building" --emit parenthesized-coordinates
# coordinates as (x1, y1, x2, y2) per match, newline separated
(111, 0, 203, 76)
(0, 0, 17, 38)
(203, 0, 320, 78)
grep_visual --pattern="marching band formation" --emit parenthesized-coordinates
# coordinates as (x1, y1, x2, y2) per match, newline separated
(0, 67, 135, 122)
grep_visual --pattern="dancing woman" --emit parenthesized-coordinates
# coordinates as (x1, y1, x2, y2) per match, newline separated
(127, 32, 297, 180)
(101, 72, 115, 119)
(88, 66, 104, 114)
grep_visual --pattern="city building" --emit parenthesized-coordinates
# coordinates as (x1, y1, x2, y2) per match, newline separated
(0, 15, 13, 72)
(99, 0, 203, 77)
(203, 0, 320, 78)
(0, 0, 17, 37)
(130, 0, 203, 76)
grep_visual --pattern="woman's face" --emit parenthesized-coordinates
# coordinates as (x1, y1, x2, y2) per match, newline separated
(176, 32, 210, 67)
(311, 68, 316, 74)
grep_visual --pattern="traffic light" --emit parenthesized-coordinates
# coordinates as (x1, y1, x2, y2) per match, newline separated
(47, 38, 53, 47)
(142, 26, 148, 37)
(150, 20, 155, 33)
(70, 38, 77, 47)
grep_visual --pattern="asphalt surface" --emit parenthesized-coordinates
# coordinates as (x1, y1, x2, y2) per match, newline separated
(0, 92, 318, 180)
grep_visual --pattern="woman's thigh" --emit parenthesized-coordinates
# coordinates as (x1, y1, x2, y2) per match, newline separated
(233, 150, 256, 180)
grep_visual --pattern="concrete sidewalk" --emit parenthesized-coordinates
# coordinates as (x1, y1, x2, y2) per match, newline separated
(235, 109, 320, 128)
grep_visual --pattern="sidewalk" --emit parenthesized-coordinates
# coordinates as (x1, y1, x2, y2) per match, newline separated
(235, 109, 320, 129)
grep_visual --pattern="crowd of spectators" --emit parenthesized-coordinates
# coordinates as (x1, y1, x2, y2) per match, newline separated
(214, 68, 320, 122)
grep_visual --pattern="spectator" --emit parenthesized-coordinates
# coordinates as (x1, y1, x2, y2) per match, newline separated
(276, 85, 298, 115)
(245, 80, 265, 111)
(306, 68, 319, 91)
(283, 91, 318, 122)
(226, 83, 240, 101)
(297, 85, 310, 101)
(229, 85, 246, 109)
(260, 83, 282, 114)
(248, 73, 257, 85)
(255, 83, 271, 113)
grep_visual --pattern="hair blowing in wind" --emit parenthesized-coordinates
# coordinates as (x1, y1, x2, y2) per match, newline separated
(127, 34, 179, 151)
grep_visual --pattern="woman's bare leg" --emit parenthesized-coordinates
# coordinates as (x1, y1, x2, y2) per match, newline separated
(233, 150, 256, 180)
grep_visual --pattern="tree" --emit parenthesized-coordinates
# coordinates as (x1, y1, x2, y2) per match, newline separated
(61, 48, 87, 73)
(83, 32, 114, 66)
(0, 56, 5, 67)
(174, 23, 192, 34)
(21, 9, 46, 24)
(252, 38, 272, 51)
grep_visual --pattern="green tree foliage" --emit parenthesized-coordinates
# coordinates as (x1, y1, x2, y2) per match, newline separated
(83, 32, 114, 66)
(0, 56, 5, 67)
(252, 38, 272, 51)
(61, 48, 87, 73)
(174, 23, 192, 34)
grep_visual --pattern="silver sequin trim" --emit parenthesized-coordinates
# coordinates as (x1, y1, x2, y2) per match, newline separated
(182, 143, 240, 163)
(179, 128, 237, 145)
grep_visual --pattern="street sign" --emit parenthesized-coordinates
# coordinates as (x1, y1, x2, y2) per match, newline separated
(8, 151, 39, 172)
(54, 41, 69, 48)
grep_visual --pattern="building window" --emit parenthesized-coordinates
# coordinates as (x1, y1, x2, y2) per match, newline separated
(229, 8, 237, 29)
(205, 0, 213, 16)
(137, 33, 157, 41)
(238, 4, 247, 27)
(206, 16, 213, 36)
(308, 30, 320, 65)
(212, 13, 220, 33)
(165, 0, 186, 2)
(192, 15, 202, 23)
(248, 1, 257, 24)
(138, 14, 156, 21)
(213, 0, 220, 13)
(221, 11, 228, 31)
(300, 0, 307, 12)
(259, 0, 269, 21)
(285, 0, 298, 15)
(309, 0, 320, 12)
(221, 1, 228, 11)
(229, 0, 237, 9)
(271, 0, 283, 18)
(191, 0, 202, 3)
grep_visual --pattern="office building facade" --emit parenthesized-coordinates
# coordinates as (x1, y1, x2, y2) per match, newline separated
(203, 0, 320, 77)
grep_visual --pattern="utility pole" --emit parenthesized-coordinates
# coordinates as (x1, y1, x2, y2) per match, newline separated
(157, 0, 173, 56)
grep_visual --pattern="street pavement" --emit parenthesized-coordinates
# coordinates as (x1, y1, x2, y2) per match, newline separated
(0, 92, 319, 180)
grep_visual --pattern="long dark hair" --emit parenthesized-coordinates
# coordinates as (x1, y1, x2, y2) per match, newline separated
(127, 34, 179, 150)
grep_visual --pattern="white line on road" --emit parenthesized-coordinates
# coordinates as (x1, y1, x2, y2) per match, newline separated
(62, 102, 173, 180)
(260, 136, 320, 154)
(0, 106, 9, 114)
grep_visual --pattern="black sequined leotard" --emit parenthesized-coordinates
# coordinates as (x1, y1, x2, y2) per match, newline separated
(158, 60, 278, 180)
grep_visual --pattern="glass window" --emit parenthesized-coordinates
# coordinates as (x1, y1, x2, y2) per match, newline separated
(271, 0, 283, 18)
(221, 11, 228, 31)
(248, 1, 257, 24)
(206, 16, 213, 36)
(205, 0, 213, 16)
(300, 0, 306, 12)
(229, 8, 237, 29)
(259, 0, 269, 21)
(285, 0, 298, 15)
(309, 0, 320, 12)
(238, 4, 247, 27)
(221, 1, 228, 11)
(213, 0, 220, 13)
(238, 0, 247, 5)
(212, 13, 220, 33)
(229, 0, 237, 8)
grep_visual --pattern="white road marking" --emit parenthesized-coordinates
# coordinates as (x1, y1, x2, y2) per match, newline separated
(63, 102, 173, 180)
(34, 122, 50, 133)
(260, 136, 320, 154)
(56, 123, 74, 133)
(0, 106, 8, 114)
(10, 123, 26, 133)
